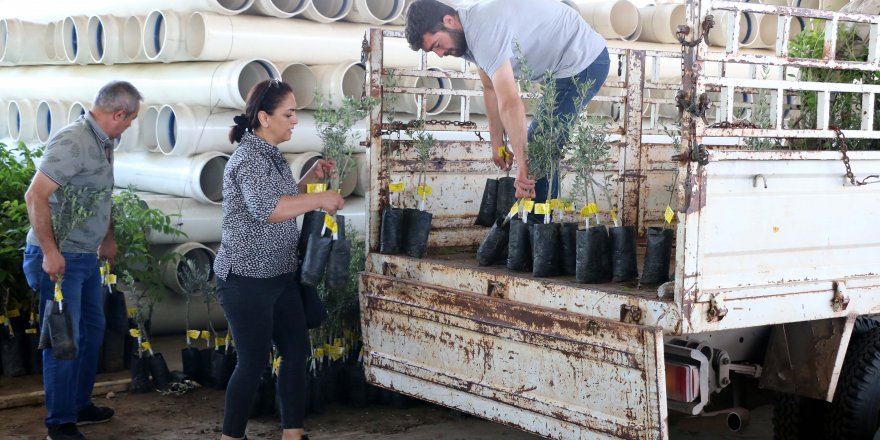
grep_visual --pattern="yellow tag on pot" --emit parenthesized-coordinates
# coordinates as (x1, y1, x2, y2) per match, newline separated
(508, 202, 520, 217)
(586, 203, 599, 215)
(664, 205, 675, 224)
(127, 308, 136, 318)
(8, 309, 20, 318)
(0, 316, 6, 325)
(315, 348, 325, 358)
(521, 199, 534, 212)
(105, 274, 117, 284)
(272, 356, 281, 375)
(579, 207, 590, 218)
(417, 185, 432, 198)
(307, 183, 326, 193)
(54, 283, 63, 302)
(215, 338, 226, 347)
(30, 312, 36, 322)
(140, 341, 151, 351)
(534, 203, 550, 215)
(564, 202, 575, 212)
(129, 329, 141, 338)
(201, 331, 212, 340)
(610, 209, 619, 223)
(187, 330, 201, 340)
(323, 214, 338, 235)
(389, 182, 405, 193)
(25, 328, 37, 335)
(548, 199, 560, 210)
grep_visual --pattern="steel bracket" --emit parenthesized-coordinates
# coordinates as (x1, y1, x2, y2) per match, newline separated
(832, 281, 850, 312)
(707, 294, 728, 322)
(620, 304, 644, 324)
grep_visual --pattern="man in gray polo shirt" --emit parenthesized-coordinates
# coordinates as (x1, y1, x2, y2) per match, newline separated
(23, 81, 142, 440)
(405, 0, 610, 203)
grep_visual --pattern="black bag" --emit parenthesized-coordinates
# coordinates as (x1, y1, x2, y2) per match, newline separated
(39, 300, 76, 360)
(379, 207, 403, 254)
(475, 178, 499, 227)
(476, 217, 510, 266)
(299, 271, 327, 329)
(301, 236, 332, 287)
(129, 354, 153, 394)
(402, 209, 432, 258)
(148, 352, 172, 390)
(325, 239, 351, 290)
(640, 227, 674, 285)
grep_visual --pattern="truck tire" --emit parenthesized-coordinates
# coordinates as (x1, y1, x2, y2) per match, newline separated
(853, 315, 880, 337)
(825, 326, 880, 439)
(773, 392, 827, 440)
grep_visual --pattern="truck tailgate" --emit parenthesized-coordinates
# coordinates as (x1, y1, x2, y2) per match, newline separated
(361, 272, 668, 440)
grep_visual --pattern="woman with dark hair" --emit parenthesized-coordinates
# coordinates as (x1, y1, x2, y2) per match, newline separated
(215, 79, 343, 440)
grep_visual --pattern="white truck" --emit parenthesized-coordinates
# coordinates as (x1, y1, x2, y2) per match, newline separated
(357, 1, 880, 438)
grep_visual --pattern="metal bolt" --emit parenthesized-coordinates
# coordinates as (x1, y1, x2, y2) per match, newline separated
(721, 377, 730, 386)
(722, 358, 730, 365)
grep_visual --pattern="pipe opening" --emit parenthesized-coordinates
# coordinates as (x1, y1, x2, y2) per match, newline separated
(366, 0, 404, 21)
(218, 0, 255, 11)
(68, 102, 86, 124)
(88, 16, 105, 62)
(238, 61, 279, 106)
(200, 156, 229, 203)
(609, 2, 639, 40)
(0, 20, 8, 62)
(314, 0, 352, 21)
(142, 106, 160, 150)
(63, 17, 79, 62)
(146, 12, 165, 58)
(185, 13, 207, 59)
(273, 0, 310, 14)
(726, 412, 743, 432)
(8, 101, 22, 140)
(36, 101, 52, 143)
(175, 247, 215, 286)
(281, 64, 316, 109)
(342, 63, 367, 100)
(97, 22, 104, 58)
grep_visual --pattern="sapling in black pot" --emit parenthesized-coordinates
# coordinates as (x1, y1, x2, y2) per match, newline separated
(1, 290, 27, 377)
(178, 258, 213, 383)
(640, 127, 680, 285)
(100, 262, 127, 373)
(401, 120, 434, 258)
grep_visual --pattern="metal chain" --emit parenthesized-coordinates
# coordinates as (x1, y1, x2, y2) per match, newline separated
(375, 118, 483, 141)
(708, 120, 761, 129)
(829, 125, 879, 186)
(676, 15, 715, 48)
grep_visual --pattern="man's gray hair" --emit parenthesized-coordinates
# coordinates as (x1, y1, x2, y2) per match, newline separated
(93, 81, 143, 115)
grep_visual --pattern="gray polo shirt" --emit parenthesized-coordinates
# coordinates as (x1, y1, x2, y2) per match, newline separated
(26, 113, 114, 253)
(458, 0, 606, 81)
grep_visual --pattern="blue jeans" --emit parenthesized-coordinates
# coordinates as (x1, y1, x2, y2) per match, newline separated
(530, 47, 611, 203)
(22, 244, 104, 427)
(217, 271, 308, 437)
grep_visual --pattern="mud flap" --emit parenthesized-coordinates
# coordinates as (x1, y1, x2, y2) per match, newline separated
(360, 273, 668, 440)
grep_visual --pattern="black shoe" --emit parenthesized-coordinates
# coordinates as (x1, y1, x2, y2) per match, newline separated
(76, 404, 115, 426)
(47, 423, 85, 440)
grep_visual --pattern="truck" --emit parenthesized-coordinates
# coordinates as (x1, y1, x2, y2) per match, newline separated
(357, 1, 880, 438)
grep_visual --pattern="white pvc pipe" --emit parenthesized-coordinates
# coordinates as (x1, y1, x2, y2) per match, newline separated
(307, 61, 366, 109)
(87, 15, 126, 65)
(142, 106, 161, 153)
(575, 0, 640, 41)
(36, 100, 68, 144)
(707, 11, 757, 47)
(117, 114, 142, 152)
(447, 77, 486, 115)
(389, 0, 413, 25)
(45, 20, 65, 62)
(344, 0, 406, 25)
(638, 4, 685, 44)
(353, 153, 368, 196)
(278, 62, 317, 110)
(7, 100, 37, 144)
(0, 100, 7, 140)
(389, 66, 452, 116)
(114, 152, 229, 204)
(140, 195, 223, 244)
(302, 0, 354, 23)
(156, 104, 240, 156)
(246, 0, 312, 18)
(0, 0, 256, 24)
(0, 19, 60, 65)
(153, 242, 216, 296)
(185, 12, 461, 69)
(67, 101, 86, 124)
(61, 15, 91, 65)
(123, 15, 149, 62)
(144, 10, 188, 63)
(755, 14, 805, 49)
(0, 59, 279, 110)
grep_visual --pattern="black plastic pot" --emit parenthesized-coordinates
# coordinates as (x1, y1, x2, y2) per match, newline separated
(251, 364, 276, 418)
(1, 330, 27, 377)
(129, 355, 153, 394)
(301, 236, 332, 287)
(105, 291, 128, 333)
(309, 374, 325, 415)
(198, 348, 214, 387)
(26, 329, 41, 375)
(345, 364, 369, 408)
(506, 219, 532, 272)
(325, 238, 351, 290)
(531, 222, 561, 277)
(298, 210, 326, 257)
(100, 326, 126, 373)
(403, 209, 432, 258)
(610, 225, 639, 282)
(495, 177, 517, 221)
(475, 178, 499, 227)
(641, 227, 674, 285)
(148, 352, 172, 390)
(40, 300, 76, 360)
(560, 222, 579, 276)
(476, 217, 510, 266)
(575, 226, 612, 284)
(210, 347, 235, 390)
(379, 207, 403, 254)
(181, 346, 202, 384)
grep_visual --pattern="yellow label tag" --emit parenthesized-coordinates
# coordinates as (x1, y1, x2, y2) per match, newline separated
(610, 209, 619, 223)
(200, 331, 212, 340)
(307, 183, 327, 193)
(186, 330, 201, 339)
(54, 283, 63, 302)
(100, 266, 106, 277)
(534, 203, 550, 215)
(586, 203, 599, 215)
(497, 146, 509, 158)
(129, 329, 141, 338)
(579, 207, 591, 218)
(521, 199, 534, 212)
(548, 199, 560, 210)
(127, 308, 136, 318)
(0, 316, 6, 325)
(324, 214, 339, 235)
(272, 356, 281, 374)
(564, 202, 575, 212)
(389, 182, 405, 193)
(315, 348, 325, 358)
(417, 185, 433, 198)
(215, 338, 225, 347)
(8, 309, 20, 318)
(140, 341, 151, 351)
(25, 328, 37, 335)
(105, 274, 117, 284)
(664, 205, 675, 224)
(30, 312, 36, 322)
(334, 338, 343, 347)
(508, 202, 520, 217)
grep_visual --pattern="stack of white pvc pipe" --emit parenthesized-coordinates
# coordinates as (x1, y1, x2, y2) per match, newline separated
(574, 0, 642, 41)
(114, 152, 229, 204)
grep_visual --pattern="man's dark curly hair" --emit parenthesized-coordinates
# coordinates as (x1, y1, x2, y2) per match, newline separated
(404, 0, 458, 51)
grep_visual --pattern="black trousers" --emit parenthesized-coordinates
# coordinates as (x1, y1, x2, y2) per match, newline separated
(217, 271, 308, 437)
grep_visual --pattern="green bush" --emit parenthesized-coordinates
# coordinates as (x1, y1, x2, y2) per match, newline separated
(0, 142, 42, 306)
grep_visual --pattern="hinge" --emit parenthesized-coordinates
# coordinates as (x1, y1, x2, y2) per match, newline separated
(487, 280, 506, 299)
(620, 304, 643, 324)
(671, 143, 709, 165)
(832, 281, 850, 312)
(707, 293, 728, 322)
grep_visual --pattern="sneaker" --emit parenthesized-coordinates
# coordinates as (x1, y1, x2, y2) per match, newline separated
(76, 404, 115, 426)
(46, 423, 85, 440)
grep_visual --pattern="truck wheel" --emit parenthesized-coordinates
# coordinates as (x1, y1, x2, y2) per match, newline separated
(853, 315, 880, 337)
(773, 392, 827, 439)
(825, 326, 880, 439)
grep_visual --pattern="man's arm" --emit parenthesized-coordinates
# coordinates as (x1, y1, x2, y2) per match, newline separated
(24, 171, 64, 280)
(488, 61, 535, 198)
(98, 219, 116, 265)
(477, 69, 511, 171)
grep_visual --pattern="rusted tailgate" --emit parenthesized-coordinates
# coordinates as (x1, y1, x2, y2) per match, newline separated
(360, 272, 668, 440)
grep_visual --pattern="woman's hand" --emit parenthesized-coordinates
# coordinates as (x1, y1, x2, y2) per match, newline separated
(305, 159, 336, 183)
(317, 190, 345, 215)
